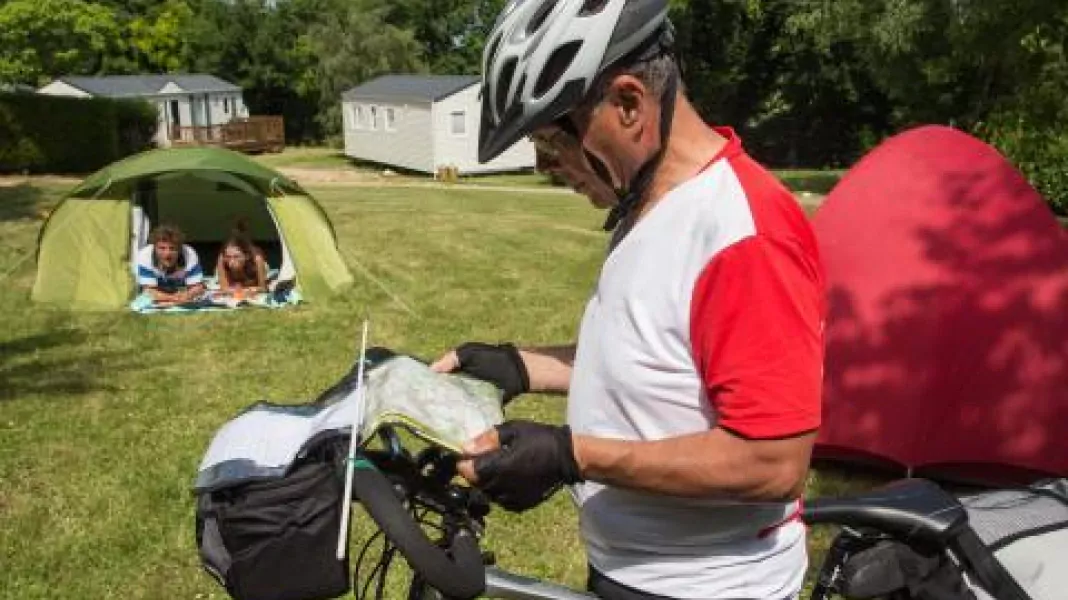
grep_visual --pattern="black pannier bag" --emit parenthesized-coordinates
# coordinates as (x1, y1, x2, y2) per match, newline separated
(195, 443, 350, 600)
(833, 478, 1068, 600)
(190, 350, 398, 600)
(192, 348, 500, 600)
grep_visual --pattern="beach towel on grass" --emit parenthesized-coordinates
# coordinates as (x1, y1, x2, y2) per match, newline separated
(129, 281, 301, 314)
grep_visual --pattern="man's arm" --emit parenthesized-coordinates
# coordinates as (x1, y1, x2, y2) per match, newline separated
(517, 345, 574, 394)
(573, 428, 814, 501)
(460, 425, 814, 504)
(430, 343, 576, 398)
(145, 286, 176, 302)
(136, 256, 168, 300)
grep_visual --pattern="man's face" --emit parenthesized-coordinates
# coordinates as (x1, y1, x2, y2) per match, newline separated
(154, 240, 179, 269)
(566, 74, 653, 193)
(531, 122, 618, 209)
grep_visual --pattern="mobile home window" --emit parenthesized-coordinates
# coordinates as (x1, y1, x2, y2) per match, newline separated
(450, 111, 466, 136)
(223, 98, 230, 114)
(370, 106, 378, 130)
(385, 107, 397, 131)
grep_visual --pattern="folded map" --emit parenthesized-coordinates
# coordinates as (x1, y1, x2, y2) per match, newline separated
(193, 355, 504, 491)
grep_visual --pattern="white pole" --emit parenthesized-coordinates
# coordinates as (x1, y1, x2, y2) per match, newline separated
(337, 318, 370, 561)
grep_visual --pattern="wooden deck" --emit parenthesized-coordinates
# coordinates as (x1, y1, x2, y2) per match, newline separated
(170, 116, 285, 153)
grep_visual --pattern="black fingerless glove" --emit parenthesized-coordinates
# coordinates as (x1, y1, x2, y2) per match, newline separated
(455, 342, 530, 404)
(473, 420, 583, 512)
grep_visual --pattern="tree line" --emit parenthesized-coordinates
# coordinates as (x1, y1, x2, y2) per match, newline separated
(1, 0, 1065, 192)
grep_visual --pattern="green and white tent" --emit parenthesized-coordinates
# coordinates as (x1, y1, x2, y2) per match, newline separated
(32, 147, 353, 309)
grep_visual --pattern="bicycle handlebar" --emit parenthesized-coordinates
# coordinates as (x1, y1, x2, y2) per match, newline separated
(351, 459, 486, 599)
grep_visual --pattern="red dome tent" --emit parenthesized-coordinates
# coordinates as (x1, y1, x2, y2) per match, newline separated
(812, 125, 1068, 485)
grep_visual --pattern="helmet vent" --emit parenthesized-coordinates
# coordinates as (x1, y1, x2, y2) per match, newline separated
(533, 40, 582, 99)
(527, 0, 557, 36)
(495, 57, 518, 118)
(484, 33, 503, 75)
(513, 73, 527, 109)
(578, 0, 609, 16)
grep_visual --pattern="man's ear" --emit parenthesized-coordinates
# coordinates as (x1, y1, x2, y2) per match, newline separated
(607, 75, 646, 129)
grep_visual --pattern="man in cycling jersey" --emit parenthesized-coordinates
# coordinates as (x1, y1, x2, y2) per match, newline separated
(432, 1, 825, 598)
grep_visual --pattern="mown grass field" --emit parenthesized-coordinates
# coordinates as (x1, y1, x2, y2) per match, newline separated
(252, 147, 843, 194)
(0, 177, 877, 599)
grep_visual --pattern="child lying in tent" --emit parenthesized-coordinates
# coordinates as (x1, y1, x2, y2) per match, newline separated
(214, 222, 268, 299)
(136, 224, 206, 306)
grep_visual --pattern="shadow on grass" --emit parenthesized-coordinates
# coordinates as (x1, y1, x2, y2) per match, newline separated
(0, 184, 43, 222)
(0, 330, 125, 400)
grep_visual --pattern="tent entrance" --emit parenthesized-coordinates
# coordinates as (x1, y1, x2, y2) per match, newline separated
(33, 146, 353, 310)
(132, 172, 287, 277)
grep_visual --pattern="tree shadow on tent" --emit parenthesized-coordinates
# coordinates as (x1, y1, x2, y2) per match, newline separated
(822, 165, 1068, 486)
(0, 184, 44, 222)
(0, 330, 126, 401)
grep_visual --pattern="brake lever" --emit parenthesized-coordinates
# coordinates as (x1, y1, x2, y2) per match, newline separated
(377, 426, 408, 462)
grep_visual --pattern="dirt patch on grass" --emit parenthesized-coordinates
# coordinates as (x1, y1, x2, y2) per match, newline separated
(276, 166, 392, 185)
(0, 175, 81, 188)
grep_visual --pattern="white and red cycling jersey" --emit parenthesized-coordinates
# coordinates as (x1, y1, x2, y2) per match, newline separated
(568, 127, 826, 599)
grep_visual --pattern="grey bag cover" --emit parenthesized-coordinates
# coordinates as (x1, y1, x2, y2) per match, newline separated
(959, 479, 1068, 600)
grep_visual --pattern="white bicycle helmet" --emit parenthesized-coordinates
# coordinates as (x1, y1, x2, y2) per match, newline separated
(478, 0, 671, 163)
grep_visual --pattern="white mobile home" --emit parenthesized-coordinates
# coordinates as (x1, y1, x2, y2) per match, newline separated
(37, 74, 247, 147)
(341, 74, 535, 175)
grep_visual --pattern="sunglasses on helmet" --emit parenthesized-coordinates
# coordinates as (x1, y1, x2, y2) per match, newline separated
(530, 117, 580, 158)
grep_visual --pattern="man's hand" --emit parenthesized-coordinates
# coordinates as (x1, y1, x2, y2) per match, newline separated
(430, 342, 530, 403)
(458, 420, 582, 512)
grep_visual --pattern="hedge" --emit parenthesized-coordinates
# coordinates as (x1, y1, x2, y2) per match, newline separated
(0, 92, 157, 174)
(973, 112, 1068, 217)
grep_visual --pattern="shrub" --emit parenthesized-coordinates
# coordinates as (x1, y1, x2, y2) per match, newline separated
(0, 92, 157, 174)
(114, 99, 159, 156)
(975, 113, 1068, 216)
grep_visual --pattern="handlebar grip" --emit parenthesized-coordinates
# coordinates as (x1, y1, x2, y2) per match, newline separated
(352, 461, 485, 599)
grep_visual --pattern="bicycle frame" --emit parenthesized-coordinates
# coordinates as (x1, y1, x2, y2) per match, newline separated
(408, 529, 865, 600)
(485, 567, 595, 599)
(359, 427, 903, 600)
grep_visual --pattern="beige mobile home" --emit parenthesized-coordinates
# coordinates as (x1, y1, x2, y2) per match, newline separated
(341, 74, 535, 175)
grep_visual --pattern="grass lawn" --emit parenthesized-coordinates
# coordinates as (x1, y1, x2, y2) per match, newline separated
(0, 179, 878, 599)
(775, 169, 846, 195)
(253, 147, 844, 197)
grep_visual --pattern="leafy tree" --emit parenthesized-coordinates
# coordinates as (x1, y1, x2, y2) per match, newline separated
(0, 0, 121, 86)
(386, 0, 506, 74)
(128, 0, 195, 72)
(304, 0, 425, 140)
(673, 0, 786, 128)
(673, 0, 891, 167)
(181, 0, 323, 141)
(784, 0, 1068, 204)
(785, 0, 1067, 128)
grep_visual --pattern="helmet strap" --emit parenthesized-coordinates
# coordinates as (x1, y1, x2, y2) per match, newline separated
(602, 68, 678, 235)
